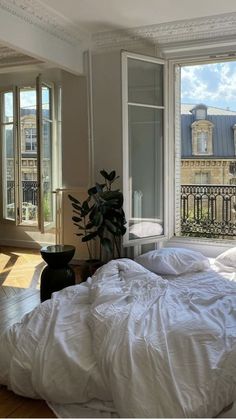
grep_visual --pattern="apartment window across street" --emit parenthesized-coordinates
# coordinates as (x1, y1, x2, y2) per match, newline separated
(197, 131, 208, 153)
(25, 127, 37, 152)
(194, 172, 209, 184)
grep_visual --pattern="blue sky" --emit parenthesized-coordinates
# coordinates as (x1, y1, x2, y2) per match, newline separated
(181, 61, 236, 111)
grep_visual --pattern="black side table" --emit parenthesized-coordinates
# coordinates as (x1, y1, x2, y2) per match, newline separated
(40, 244, 76, 302)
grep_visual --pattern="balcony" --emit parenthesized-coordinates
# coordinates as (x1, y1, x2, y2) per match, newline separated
(7, 180, 50, 222)
(7, 180, 38, 205)
(181, 184, 236, 238)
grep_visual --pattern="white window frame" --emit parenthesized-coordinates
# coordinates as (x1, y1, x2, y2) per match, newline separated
(122, 51, 171, 247)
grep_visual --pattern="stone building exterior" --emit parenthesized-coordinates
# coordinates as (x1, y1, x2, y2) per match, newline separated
(180, 104, 236, 238)
(181, 104, 236, 185)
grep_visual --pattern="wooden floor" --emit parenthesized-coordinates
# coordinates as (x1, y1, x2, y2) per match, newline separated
(0, 246, 56, 418)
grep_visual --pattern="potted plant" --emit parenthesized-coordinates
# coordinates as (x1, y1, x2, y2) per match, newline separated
(68, 170, 126, 280)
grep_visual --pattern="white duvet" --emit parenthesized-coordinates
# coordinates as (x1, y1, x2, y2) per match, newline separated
(1, 258, 236, 417)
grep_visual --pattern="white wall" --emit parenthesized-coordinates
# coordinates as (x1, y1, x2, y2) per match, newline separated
(92, 50, 123, 186)
(61, 71, 89, 188)
(92, 46, 157, 186)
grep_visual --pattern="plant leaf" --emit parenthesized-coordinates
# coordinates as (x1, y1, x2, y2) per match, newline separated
(104, 219, 117, 233)
(88, 186, 98, 196)
(72, 203, 82, 211)
(72, 216, 82, 222)
(101, 237, 113, 253)
(100, 169, 109, 180)
(82, 231, 98, 242)
(107, 170, 116, 181)
(68, 194, 81, 205)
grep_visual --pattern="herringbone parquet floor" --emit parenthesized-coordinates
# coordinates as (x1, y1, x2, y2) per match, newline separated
(0, 246, 55, 418)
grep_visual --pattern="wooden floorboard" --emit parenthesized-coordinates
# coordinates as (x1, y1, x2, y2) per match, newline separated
(0, 246, 56, 418)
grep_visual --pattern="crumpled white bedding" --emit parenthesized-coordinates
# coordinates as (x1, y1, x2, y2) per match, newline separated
(1, 258, 236, 418)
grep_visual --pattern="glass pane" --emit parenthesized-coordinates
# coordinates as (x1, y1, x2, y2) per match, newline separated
(128, 58, 163, 106)
(2, 125, 15, 220)
(128, 105, 164, 240)
(2, 92, 14, 123)
(20, 89, 36, 117)
(42, 85, 52, 120)
(42, 119, 53, 222)
(20, 88, 38, 224)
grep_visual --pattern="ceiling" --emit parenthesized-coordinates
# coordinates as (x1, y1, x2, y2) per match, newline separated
(39, 0, 236, 33)
(0, 0, 236, 71)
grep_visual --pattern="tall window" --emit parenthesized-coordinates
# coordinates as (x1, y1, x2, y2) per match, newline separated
(122, 52, 166, 244)
(1, 80, 54, 230)
(1, 91, 15, 220)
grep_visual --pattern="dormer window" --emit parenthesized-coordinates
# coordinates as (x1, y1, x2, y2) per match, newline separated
(191, 120, 214, 155)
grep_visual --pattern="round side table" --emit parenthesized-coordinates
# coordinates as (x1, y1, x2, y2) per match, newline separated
(40, 244, 76, 302)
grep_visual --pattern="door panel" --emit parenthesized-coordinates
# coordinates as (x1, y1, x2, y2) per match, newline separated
(122, 52, 166, 245)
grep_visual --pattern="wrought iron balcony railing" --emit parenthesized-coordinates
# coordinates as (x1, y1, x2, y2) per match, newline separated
(181, 184, 236, 237)
(7, 180, 39, 205)
(6, 181, 236, 237)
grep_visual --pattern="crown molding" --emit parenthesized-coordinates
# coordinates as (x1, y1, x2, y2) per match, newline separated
(0, 45, 42, 67)
(0, 0, 88, 46)
(92, 12, 236, 52)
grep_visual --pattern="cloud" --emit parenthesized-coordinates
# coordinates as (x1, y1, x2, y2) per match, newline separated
(181, 62, 236, 110)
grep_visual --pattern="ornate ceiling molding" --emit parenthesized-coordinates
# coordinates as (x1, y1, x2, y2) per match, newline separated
(0, 1, 235, 55)
(0, 45, 42, 67)
(0, 0, 88, 46)
(92, 12, 236, 52)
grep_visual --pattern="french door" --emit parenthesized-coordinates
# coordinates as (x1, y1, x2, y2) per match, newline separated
(1, 76, 54, 233)
(122, 51, 168, 246)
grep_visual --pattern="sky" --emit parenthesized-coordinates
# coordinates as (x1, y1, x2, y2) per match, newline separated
(4, 87, 49, 120)
(181, 61, 236, 112)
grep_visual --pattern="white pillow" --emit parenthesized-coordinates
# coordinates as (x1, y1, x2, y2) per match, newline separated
(130, 221, 163, 238)
(215, 247, 236, 272)
(135, 247, 210, 275)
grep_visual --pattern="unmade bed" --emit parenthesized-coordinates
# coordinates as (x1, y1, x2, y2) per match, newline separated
(1, 247, 236, 418)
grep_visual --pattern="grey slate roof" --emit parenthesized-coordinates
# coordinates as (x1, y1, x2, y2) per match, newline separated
(181, 105, 236, 158)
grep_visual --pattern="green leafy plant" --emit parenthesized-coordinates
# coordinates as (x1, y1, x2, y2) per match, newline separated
(68, 170, 126, 261)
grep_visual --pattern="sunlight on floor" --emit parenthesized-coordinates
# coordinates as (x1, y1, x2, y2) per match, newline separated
(0, 248, 45, 290)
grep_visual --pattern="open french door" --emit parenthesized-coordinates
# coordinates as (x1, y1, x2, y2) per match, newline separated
(122, 51, 169, 246)
(36, 75, 54, 233)
(1, 88, 18, 224)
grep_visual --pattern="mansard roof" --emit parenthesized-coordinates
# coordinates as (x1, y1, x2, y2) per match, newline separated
(181, 104, 236, 158)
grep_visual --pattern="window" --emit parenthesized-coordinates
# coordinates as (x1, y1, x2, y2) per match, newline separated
(191, 121, 213, 155)
(1, 78, 54, 231)
(179, 59, 236, 240)
(122, 51, 167, 245)
(197, 131, 208, 153)
(122, 53, 236, 247)
(194, 172, 209, 184)
(24, 127, 37, 152)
